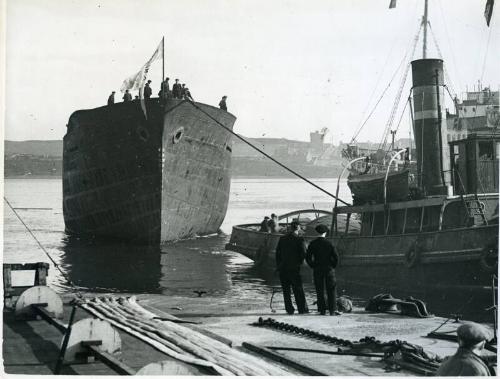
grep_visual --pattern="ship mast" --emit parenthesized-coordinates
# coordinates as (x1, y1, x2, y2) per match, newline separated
(422, 0, 428, 58)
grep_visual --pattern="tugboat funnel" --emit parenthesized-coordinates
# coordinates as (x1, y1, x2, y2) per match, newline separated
(411, 58, 451, 196)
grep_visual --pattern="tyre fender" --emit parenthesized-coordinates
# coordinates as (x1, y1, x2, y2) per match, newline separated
(479, 242, 498, 274)
(405, 241, 420, 268)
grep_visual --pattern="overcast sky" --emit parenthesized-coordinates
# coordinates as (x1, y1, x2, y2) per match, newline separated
(3, 0, 499, 144)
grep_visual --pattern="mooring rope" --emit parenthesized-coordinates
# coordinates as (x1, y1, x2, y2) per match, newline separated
(186, 101, 350, 206)
(3, 196, 82, 298)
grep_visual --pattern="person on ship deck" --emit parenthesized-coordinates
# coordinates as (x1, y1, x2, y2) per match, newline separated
(172, 79, 181, 99)
(144, 80, 152, 99)
(107, 91, 115, 105)
(122, 90, 132, 102)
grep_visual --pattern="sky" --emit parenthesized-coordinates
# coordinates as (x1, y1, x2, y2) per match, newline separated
(2, 0, 499, 144)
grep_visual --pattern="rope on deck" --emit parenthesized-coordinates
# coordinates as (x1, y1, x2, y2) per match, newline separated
(79, 296, 290, 376)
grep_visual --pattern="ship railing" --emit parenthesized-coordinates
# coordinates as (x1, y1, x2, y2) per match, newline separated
(384, 149, 408, 204)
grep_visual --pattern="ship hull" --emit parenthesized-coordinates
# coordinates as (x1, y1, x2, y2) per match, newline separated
(63, 98, 236, 244)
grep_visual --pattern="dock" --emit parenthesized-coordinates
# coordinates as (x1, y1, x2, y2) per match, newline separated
(4, 287, 496, 376)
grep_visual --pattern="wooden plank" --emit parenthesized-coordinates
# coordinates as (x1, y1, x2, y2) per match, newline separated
(31, 304, 68, 334)
(242, 342, 328, 376)
(3, 263, 50, 271)
(86, 345, 136, 375)
(3, 266, 12, 295)
(35, 266, 48, 286)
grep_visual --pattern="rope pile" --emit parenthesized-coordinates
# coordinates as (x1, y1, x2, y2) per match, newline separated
(79, 297, 289, 376)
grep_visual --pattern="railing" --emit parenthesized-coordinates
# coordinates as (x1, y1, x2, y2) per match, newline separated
(384, 149, 408, 204)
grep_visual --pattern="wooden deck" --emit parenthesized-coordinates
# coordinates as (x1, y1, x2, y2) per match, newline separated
(3, 292, 496, 376)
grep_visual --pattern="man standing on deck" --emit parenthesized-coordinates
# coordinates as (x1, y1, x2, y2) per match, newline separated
(219, 96, 228, 111)
(123, 90, 132, 102)
(306, 224, 340, 316)
(259, 216, 270, 232)
(144, 80, 152, 99)
(107, 91, 115, 105)
(275, 221, 309, 315)
(436, 322, 493, 376)
(172, 79, 181, 99)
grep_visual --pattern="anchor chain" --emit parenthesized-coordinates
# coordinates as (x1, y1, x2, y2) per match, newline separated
(252, 317, 442, 374)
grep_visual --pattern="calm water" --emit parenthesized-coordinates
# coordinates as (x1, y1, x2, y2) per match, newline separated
(2, 178, 350, 304)
(3, 178, 496, 322)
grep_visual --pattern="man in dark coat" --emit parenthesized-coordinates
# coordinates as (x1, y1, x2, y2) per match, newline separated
(107, 91, 115, 105)
(219, 96, 227, 111)
(172, 79, 181, 99)
(259, 216, 270, 232)
(275, 220, 308, 315)
(144, 80, 152, 99)
(123, 90, 132, 102)
(306, 224, 339, 315)
(437, 322, 493, 376)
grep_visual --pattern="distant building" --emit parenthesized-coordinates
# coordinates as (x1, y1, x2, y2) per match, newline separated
(446, 87, 500, 142)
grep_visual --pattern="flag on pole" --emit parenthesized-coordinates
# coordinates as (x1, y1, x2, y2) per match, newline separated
(485, 0, 495, 26)
(389, 0, 397, 9)
(121, 38, 164, 119)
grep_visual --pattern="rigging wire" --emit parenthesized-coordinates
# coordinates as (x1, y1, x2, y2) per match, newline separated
(436, 0, 462, 93)
(350, 22, 423, 145)
(3, 196, 83, 298)
(185, 101, 350, 206)
(428, 22, 457, 99)
(480, 24, 493, 84)
(378, 22, 423, 151)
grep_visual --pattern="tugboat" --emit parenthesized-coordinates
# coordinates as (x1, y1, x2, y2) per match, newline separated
(225, 3, 498, 311)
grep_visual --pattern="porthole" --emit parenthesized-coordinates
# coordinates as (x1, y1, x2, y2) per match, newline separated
(172, 127, 184, 144)
(136, 126, 150, 141)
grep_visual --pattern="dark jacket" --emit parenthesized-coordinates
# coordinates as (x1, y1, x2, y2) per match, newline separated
(259, 219, 270, 232)
(219, 99, 227, 111)
(306, 237, 338, 270)
(107, 94, 115, 105)
(123, 92, 132, 102)
(436, 347, 491, 376)
(276, 232, 306, 271)
(144, 84, 152, 98)
(172, 83, 181, 97)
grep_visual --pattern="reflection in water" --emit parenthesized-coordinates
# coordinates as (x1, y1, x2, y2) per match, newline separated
(60, 236, 162, 294)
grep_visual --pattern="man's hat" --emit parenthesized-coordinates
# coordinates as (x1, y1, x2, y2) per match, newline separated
(271, 213, 277, 218)
(315, 224, 329, 234)
(457, 323, 492, 344)
(166, 77, 170, 80)
(147, 80, 152, 83)
(264, 216, 270, 220)
(112, 91, 115, 93)
(222, 95, 227, 99)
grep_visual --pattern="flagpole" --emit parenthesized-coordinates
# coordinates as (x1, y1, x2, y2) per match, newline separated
(162, 36, 165, 99)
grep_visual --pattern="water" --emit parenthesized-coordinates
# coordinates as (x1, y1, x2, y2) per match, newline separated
(3, 178, 351, 307)
(4, 178, 495, 321)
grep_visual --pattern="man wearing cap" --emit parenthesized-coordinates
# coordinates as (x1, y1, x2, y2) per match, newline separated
(259, 216, 270, 232)
(275, 220, 309, 315)
(436, 322, 493, 376)
(107, 91, 115, 105)
(306, 224, 339, 315)
(144, 80, 152, 99)
(123, 89, 132, 102)
(172, 79, 181, 99)
(219, 96, 228, 111)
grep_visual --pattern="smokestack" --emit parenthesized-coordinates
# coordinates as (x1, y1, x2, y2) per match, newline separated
(411, 59, 451, 195)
